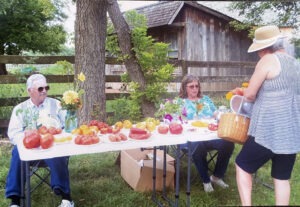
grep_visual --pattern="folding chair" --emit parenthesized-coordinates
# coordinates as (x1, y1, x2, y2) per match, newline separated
(168, 145, 218, 182)
(21, 158, 69, 206)
(28, 160, 51, 193)
(20, 160, 52, 207)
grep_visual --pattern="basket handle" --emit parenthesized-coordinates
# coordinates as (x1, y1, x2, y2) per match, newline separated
(237, 96, 244, 115)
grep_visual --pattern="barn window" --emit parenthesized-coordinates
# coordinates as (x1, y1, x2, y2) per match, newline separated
(165, 32, 178, 58)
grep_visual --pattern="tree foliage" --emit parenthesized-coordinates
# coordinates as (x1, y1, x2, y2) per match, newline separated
(106, 10, 175, 121)
(0, 0, 68, 55)
(229, 1, 300, 46)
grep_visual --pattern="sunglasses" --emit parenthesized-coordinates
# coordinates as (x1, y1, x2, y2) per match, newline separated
(187, 84, 199, 89)
(37, 86, 50, 92)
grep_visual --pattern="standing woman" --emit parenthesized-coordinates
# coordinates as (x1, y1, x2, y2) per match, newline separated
(178, 75, 234, 192)
(235, 25, 300, 205)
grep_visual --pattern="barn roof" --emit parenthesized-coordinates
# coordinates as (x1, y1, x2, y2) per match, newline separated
(134, 1, 236, 28)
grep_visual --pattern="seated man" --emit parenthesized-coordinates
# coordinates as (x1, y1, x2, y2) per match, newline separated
(5, 74, 74, 207)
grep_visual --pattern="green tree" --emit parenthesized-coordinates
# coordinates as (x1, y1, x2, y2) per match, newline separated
(229, 1, 300, 49)
(106, 10, 175, 121)
(0, 0, 68, 74)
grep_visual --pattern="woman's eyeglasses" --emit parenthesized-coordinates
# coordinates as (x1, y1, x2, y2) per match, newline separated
(187, 85, 199, 89)
(37, 86, 50, 92)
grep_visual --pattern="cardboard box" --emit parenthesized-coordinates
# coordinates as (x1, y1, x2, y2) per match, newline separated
(121, 148, 175, 192)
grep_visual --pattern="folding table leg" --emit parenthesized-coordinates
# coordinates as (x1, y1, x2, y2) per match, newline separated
(20, 161, 25, 207)
(25, 161, 31, 207)
(162, 146, 167, 196)
(174, 144, 181, 207)
(151, 147, 164, 207)
(161, 146, 175, 206)
(186, 141, 191, 207)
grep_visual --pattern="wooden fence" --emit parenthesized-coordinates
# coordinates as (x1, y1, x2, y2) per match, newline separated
(0, 55, 256, 136)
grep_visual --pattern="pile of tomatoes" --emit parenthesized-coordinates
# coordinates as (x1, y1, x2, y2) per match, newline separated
(23, 126, 62, 149)
(74, 134, 100, 145)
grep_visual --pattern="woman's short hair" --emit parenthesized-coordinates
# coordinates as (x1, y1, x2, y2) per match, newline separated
(179, 74, 202, 98)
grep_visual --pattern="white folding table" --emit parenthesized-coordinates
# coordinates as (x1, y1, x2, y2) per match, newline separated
(17, 124, 220, 207)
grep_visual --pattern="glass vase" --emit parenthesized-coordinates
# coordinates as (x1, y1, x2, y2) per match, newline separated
(65, 110, 77, 133)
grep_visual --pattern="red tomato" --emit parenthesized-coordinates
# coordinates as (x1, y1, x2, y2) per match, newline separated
(130, 127, 147, 135)
(55, 128, 62, 134)
(232, 87, 244, 96)
(40, 133, 54, 149)
(169, 123, 183, 134)
(88, 120, 99, 127)
(48, 127, 61, 135)
(75, 135, 82, 144)
(108, 135, 117, 142)
(23, 130, 41, 149)
(129, 132, 151, 140)
(90, 135, 100, 144)
(112, 127, 121, 134)
(157, 125, 169, 134)
(118, 133, 128, 141)
(75, 135, 99, 145)
(100, 128, 108, 134)
(208, 123, 218, 131)
(80, 136, 92, 145)
(107, 126, 113, 133)
(38, 126, 48, 135)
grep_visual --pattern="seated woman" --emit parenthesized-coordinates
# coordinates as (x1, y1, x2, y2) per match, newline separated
(178, 74, 234, 192)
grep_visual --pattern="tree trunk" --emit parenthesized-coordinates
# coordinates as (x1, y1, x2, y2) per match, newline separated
(107, 0, 155, 118)
(0, 63, 8, 75)
(75, 0, 107, 124)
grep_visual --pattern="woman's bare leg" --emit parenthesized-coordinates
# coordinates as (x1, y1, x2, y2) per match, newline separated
(236, 164, 253, 206)
(274, 178, 290, 205)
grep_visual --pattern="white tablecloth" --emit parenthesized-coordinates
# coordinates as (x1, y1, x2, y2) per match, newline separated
(17, 125, 220, 161)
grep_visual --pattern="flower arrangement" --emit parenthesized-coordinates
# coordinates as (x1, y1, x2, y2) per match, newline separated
(225, 82, 249, 101)
(155, 97, 187, 122)
(60, 72, 86, 111)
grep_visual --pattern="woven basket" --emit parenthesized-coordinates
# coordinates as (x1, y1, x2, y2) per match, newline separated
(217, 113, 250, 144)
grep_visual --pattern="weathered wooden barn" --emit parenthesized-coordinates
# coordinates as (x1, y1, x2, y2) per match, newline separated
(133, 1, 258, 76)
(136, 1, 256, 61)
(107, 1, 258, 91)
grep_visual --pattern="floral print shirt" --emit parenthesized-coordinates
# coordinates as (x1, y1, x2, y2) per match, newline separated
(178, 96, 216, 120)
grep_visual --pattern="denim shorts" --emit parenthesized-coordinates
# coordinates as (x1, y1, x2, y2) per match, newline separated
(235, 136, 296, 180)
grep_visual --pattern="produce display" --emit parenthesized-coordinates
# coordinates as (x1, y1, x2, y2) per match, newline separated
(23, 117, 218, 150)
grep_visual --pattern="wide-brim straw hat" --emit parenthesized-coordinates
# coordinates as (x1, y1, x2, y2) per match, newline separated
(248, 25, 284, 53)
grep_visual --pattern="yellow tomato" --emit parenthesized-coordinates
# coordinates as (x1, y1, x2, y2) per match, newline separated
(82, 128, 94, 135)
(146, 122, 156, 132)
(191, 121, 208, 127)
(136, 122, 146, 129)
(154, 119, 161, 126)
(123, 120, 132, 129)
(71, 128, 82, 135)
(79, 124, 89, 130)
(89, 125, 99, 133)
(115, 121, 123, 129)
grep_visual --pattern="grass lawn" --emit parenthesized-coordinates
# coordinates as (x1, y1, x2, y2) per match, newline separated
(1, 141, 300, 207)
